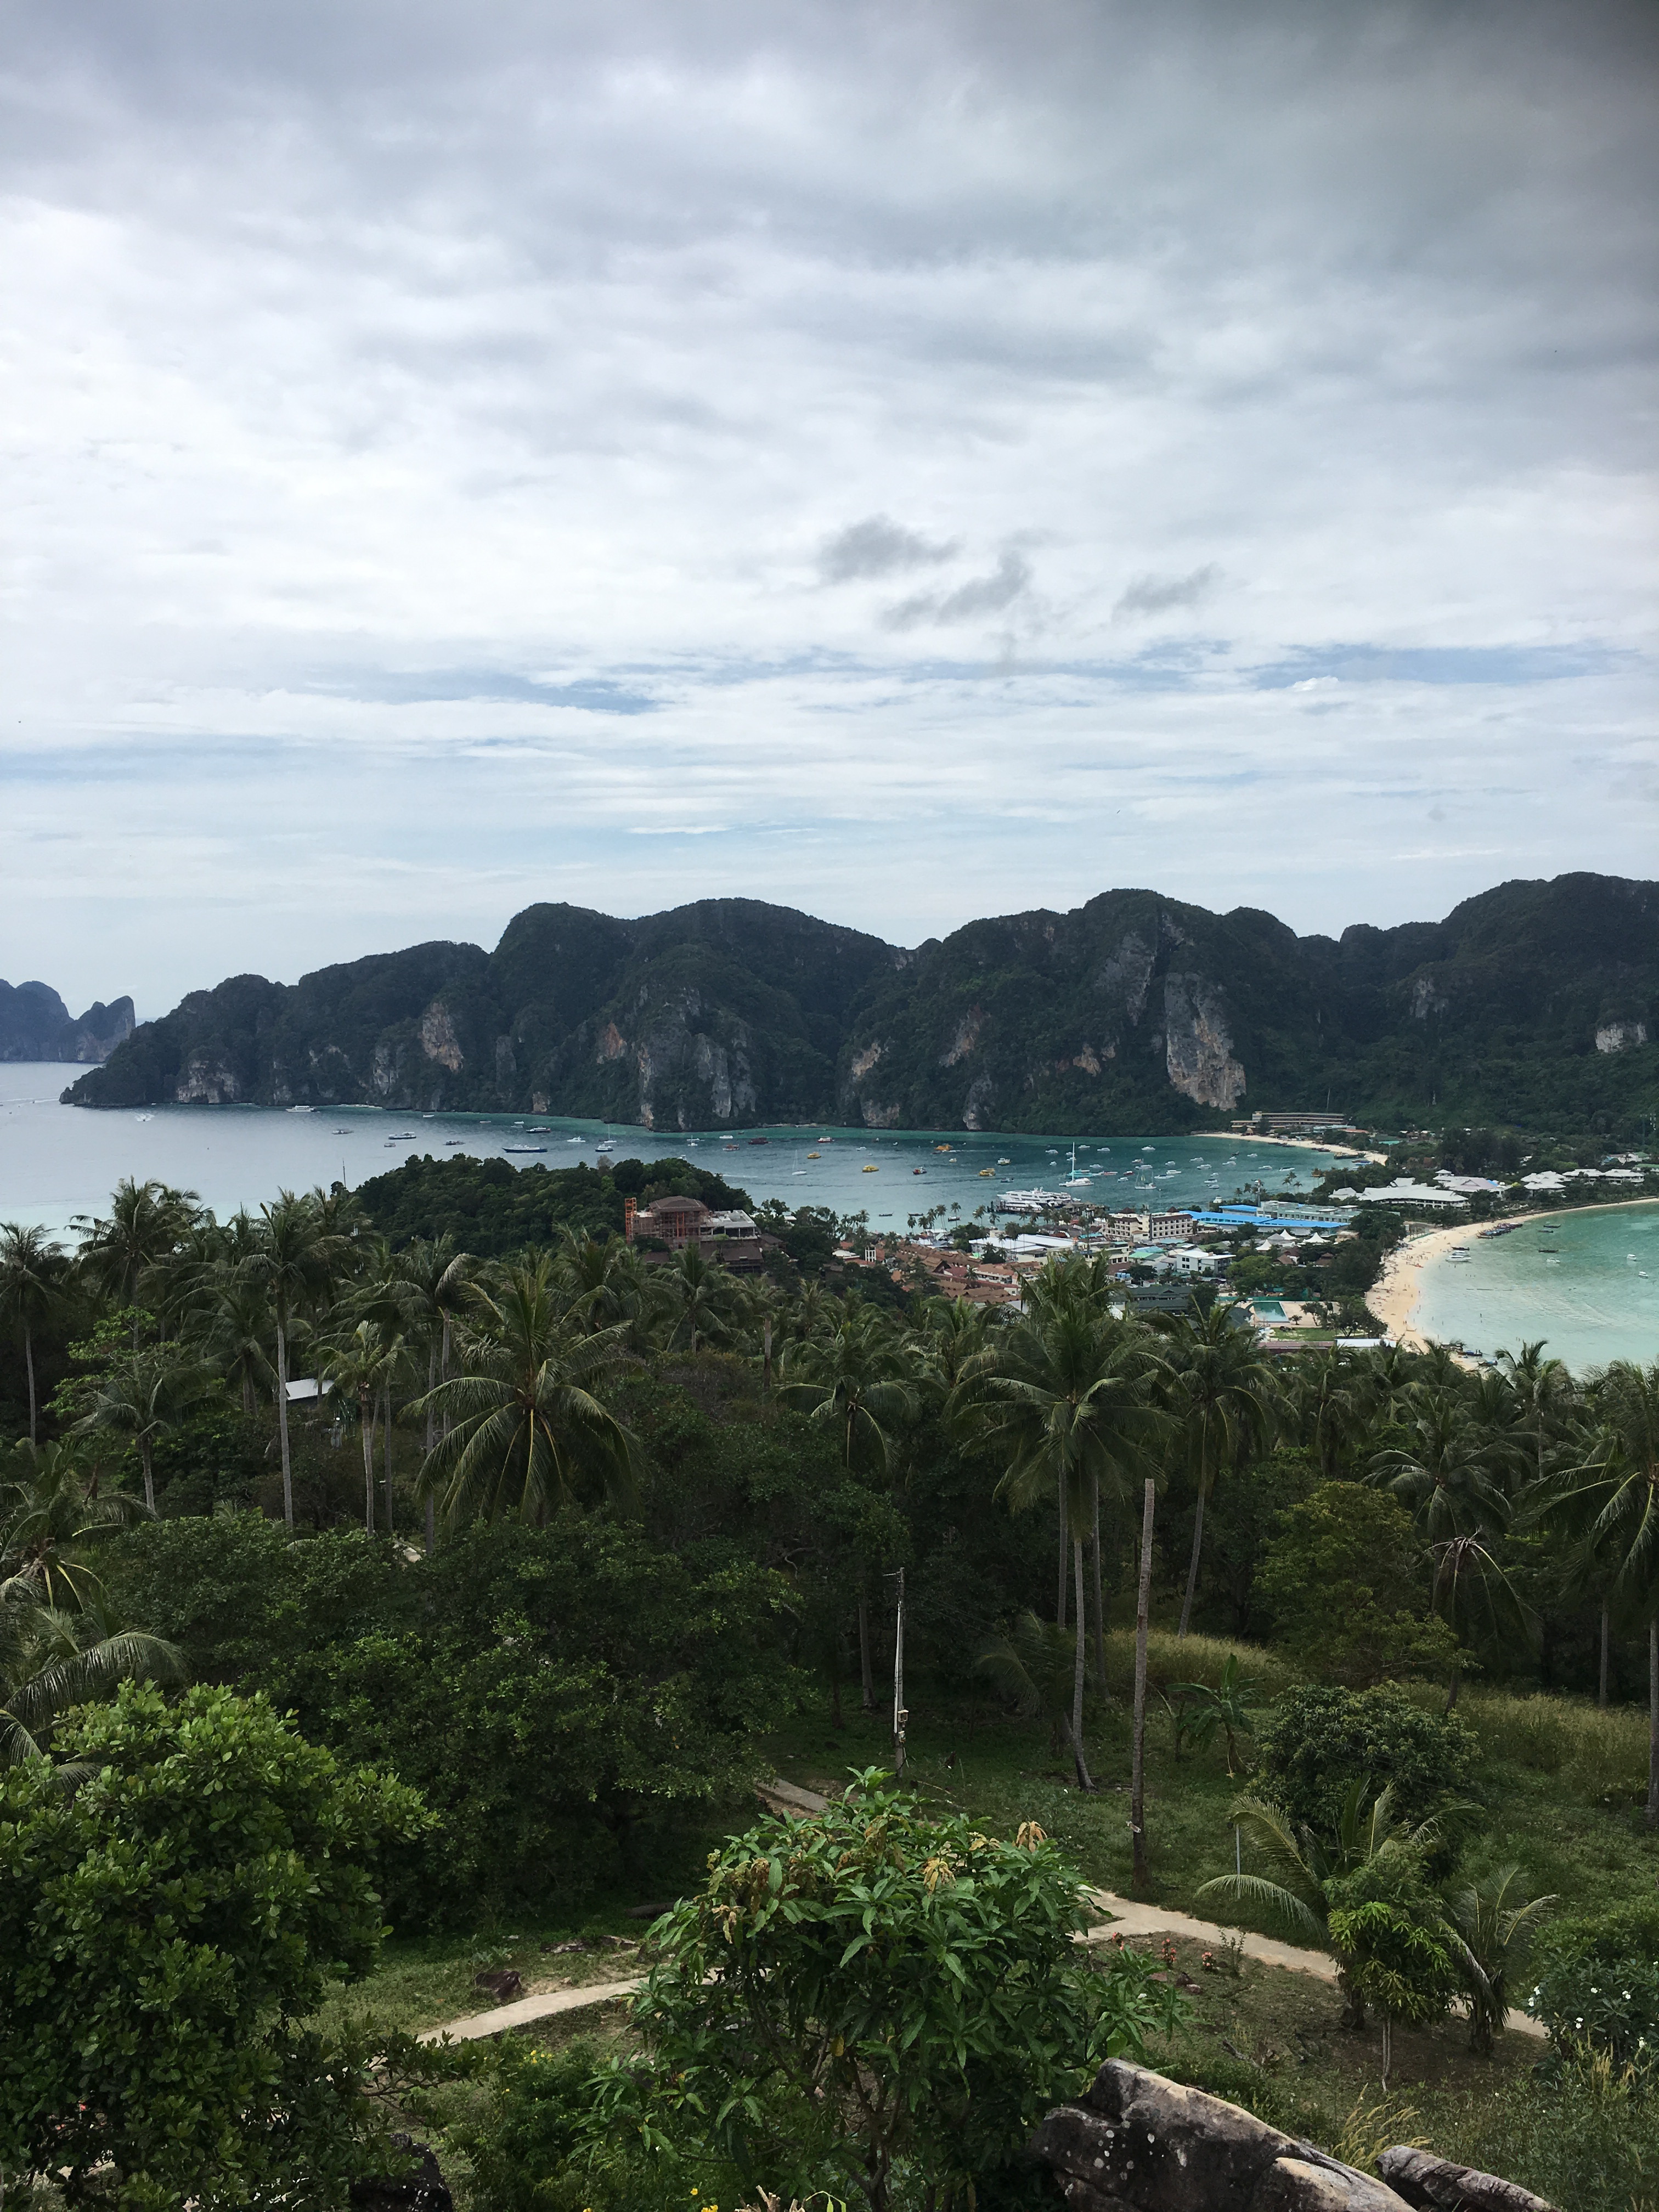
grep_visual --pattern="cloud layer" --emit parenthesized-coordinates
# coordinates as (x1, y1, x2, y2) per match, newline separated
(1, 0, 1655, 1008)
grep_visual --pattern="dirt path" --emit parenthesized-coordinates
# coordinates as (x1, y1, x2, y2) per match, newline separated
(417, 1779, 1543, 2046)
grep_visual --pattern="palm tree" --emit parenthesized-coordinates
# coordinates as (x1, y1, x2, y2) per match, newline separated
(321, 1322, 405, 1535)
(1496, 1340, 1576, 1488)
(1441, 1866, 1556, 2056)
(1368, 1389, 1527, 1707)
(1287, 1351, 1367, 1482)
(654, 1243, 746, 1355)
(782, 1307, 917, 1711)
(241, 1190, 351, 1528)
(416, 1253, 637, 1528)
(1, 1438, 150, 1612)
(201, 1273, 275, 1418)
(397, 1235, 476, 1551)
(0, 1223, 67, 1444)
(75, 1178, 198, 1339)
(967, 1302, 1163, 1787)
(1549, 1362, 1659, 1824)
(976, 1610, 1091, 1769)
(1195, 1780, 1441, 2028)
(1161, 1302, 1276, 1639)
(0, 1585, 185, 1767)
(71, 1345, 213, 1513)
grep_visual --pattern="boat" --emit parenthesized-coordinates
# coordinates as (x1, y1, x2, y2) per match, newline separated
(913, 1167, 926, 1176)
(1062, 1142, 1091, 1189)
(863, 1164, 879, 1173)
(287, 1105, 315, 1115)
(997, 1157, 1011, 1166)
(806, 1151, 821, 1159)
(388, 1132, 415, 1139)
(979, 1167, 995, 1177)
(749, 1137, 770, 1146)
(503, 1144, 547, 1155)
(444, 1138, 466, 1147)
(133, 1113, 154, 1123)
(333, 1128, 353, 1135)
(594, 1140, 615, 1154)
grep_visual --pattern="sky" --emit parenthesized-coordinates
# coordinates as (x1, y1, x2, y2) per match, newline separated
(3, 0, 1656, 1017)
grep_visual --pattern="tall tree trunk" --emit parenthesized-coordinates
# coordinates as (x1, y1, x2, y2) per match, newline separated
(426, 1344, 437, 1452)
(275, 1314, 294, 1528)
(362, 1396, 375, 1534)
(1648, 1615, 1659, 1833)
(1178, 1477, 1206, 1639)
(1091, 1471, 1107, 1694)
(1057, 1470, 1068, 1629)
(1131, 1478, 1156, 1888)
(383, 1379, 394, 1536)
(140, 1436, 155, 1514)
(24, 1323, 37, 1445)
(425, 1490, 436, 1556)
(242, 1368, 255, 1418)
(859, 1589, 874, 1711)
(1070, 1537, 1093, 1790)
(1600, 1600, 1611, 1709)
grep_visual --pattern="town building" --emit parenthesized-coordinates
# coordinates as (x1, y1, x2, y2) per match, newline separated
(626, 1193, 766, 1269)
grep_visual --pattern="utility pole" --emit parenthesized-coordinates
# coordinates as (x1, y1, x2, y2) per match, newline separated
(891, 1566, 907, 1779)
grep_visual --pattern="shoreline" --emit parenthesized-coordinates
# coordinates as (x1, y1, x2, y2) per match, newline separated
(1367, 1195, 1659, 1353)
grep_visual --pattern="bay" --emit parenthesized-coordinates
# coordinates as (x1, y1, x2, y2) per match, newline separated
(0, 1063, 1352, 1238)
(1413, 1201, 1659, 1373)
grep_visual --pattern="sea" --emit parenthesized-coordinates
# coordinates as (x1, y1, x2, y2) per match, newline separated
(0, 1063, 1351, 1240)
(1412, 1205, 1659, 1375)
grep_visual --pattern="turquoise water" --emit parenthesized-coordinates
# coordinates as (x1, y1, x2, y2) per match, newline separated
(0, 1064, 1351, 1238)
(1413, 1205, 1659, 1374)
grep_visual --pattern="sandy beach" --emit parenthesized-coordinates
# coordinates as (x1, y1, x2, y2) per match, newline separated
(1365, 1195, 1659, 1352)
(1364, 1217, 1525, 1350)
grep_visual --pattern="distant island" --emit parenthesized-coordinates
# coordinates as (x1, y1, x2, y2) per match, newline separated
(61, 873, 1658, 1136)
(1, 978, 133, 1064)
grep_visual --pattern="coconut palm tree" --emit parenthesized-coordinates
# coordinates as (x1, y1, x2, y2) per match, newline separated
(241, 1190, 351, 1529)
(321, 1321, 405, 1535)
(1441, 1866, 1556, 2056)
(415, 1253, 637, 1528)
(1160, 1303, 1277, 1639)
(1496, 1340, 1576, 1488)
(1287, 1351, 1368, 1482)
(1, 1438, 150, 1612)
(397, 1236, 476, 1551)
(976, 1610, 1092, 1770)
(71, 1345, 214, 1513)
(201, 1273, 275, 1418)
(0, 1585, 185, 1767)
(1548, 1362, 1659, 1824)
(782, 1307, 917, 1711)
(0, 1222, 69, 1445)
(966, 1301, 1164, 1788)
(654, 1243, 747, 1355)
(75, 1178, 199, 1340)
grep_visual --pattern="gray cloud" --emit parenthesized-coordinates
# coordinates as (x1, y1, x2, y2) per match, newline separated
(1114, 565, 1221, 621)
(820, 515, 960, 583)
(882, 550, 1032, 631)
(0, 0, 1654, 1006)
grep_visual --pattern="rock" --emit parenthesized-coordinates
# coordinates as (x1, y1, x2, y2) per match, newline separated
(350, 2134, 454, 2210)
(1378, 2147, 1559, 2212)
(1031, 2063, 1414, 2212)
(472, 1967, 523, 2002)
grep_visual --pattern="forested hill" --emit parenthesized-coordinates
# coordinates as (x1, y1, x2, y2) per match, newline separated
(1, 978, 133, 1063)
(64, 874, 1659, 1135)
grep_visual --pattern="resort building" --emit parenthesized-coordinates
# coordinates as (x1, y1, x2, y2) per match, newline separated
(627, 1193, 766, 1269)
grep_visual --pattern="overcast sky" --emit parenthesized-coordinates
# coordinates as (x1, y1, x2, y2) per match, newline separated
(4, 0, 1656, 1014)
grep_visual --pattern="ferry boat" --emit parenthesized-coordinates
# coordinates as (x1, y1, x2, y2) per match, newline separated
(594, 1140, 615, 1154)
(503, 1144, 546, 1155)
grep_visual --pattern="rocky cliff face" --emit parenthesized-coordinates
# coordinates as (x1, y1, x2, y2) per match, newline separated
(0, 980, 133, 1063)
(61, 872, 1659, 1133)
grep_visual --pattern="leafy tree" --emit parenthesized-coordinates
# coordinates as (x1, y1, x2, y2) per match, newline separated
(417, 1252, 637, 1528)
(0, 1220, 66, 1443)
(1165, 1651, 1258, 1775)
(0, 1681, 427, 2203)
(1255, 1682, 1477, 1838)
(1329, 1871, 1459, 2089)
(591, 1776, 1185, 2212)
(1, 1436, 149, 1610)
(323, 1319, 407, 1535)
(1257, 1480, 1459, 1687)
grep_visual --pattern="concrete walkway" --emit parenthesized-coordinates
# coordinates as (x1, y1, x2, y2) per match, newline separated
(417, 1779, 1543, 2046)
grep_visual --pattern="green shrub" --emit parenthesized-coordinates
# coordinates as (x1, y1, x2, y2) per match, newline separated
(0, 1681, 428, 2207)
(1257, 1482, 1457, 1686)
(573, 1776, 1187, 2211)
(1528, 1901, 1659, 2074)
(1257, 1683, 1477, 1838)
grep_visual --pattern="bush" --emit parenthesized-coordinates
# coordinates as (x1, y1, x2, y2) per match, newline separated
(1527, 1901, 1659, 2074)
(571, 1776, 1187, 2210)
(1257, 1482, 1458, 1686)
(0, 1681, 428, 2207)
(1257, 1683, 1477, 1838)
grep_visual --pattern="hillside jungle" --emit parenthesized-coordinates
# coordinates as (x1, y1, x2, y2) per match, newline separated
(4, 1149, 1659, 2209)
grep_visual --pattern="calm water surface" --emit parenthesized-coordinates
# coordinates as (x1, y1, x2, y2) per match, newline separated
(1413, 1204, 1659, 1373)
(0, 1063, 1349, 1237)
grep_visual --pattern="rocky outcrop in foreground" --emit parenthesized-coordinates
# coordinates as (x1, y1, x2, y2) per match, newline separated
(1031, 2061, 1556, 2212)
